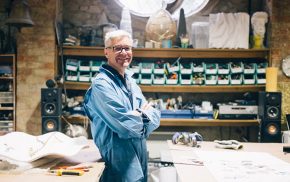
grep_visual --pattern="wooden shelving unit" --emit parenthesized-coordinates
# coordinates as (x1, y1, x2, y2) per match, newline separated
(59, 46, 269, 127)
(0, 54, 16, 132)
(63, 81, 265, 92)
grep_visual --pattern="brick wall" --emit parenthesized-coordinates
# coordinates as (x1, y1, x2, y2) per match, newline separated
(270, 0, 290, 122)
(12, 0, 290, 134)
(16, 0, 57, 134)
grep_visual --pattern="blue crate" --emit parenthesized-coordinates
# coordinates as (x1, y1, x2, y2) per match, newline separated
(193, 110, 214, 119)
(161, 110, 193, 119)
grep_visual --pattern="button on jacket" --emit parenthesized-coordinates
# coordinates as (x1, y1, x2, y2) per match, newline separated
(84, 64, 160, 182)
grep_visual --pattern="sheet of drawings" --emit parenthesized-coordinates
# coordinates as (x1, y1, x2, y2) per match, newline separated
(0, 132, 88, 162)
(195, 150, 290, 182)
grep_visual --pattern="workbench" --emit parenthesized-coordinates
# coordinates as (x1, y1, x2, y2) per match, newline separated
(0, 140, 104, 182)
(168, 141, 290, 182)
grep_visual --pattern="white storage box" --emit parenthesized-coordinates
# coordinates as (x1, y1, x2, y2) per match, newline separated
(66, 71, 78, 81)
(217, 75, 230, 85)
(140, 74, 152, 84)
(205, 63, 217, 74)
(180, 62, 192, 74)
(230, 62, 243, 74)
(66, 59, 78, 71)
(166, 78, 178, 85)
(180, 74, 192, 85)
(141, 63, 154, 74)
(153, 74, 165, 85)
(79, 60, 90, 72)
(166, 62, 180, 73)
(205, 75, 217, 85)
(192, 62, 205, 73)
(91, 61, 103, 72)
(78, 72, 91, 82)
(243, 74, 256, 84)
(256, 73, 266, 84)
(243, 63, 256, 74)
(153, 63, 165, 74)
(192, 73, 204, 85)
(256, 62, 268, 73)
(218, 63, 230, 74)
(129, 61, 140, 73)
(230, 74, 243, 85)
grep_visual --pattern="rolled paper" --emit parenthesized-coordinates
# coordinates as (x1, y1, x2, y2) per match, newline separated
(266, 67, 278, 92)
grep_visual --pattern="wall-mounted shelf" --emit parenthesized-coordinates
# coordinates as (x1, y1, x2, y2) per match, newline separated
(61, 46, 269, 59)
(64, 115, 259, 127)
(62, 81, 265, 93)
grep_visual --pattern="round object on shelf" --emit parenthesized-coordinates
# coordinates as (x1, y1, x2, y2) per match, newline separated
(145, 8, 176, 44)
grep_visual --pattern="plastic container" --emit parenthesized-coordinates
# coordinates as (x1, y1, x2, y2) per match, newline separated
(191, 22, 209, 48)
(91, 61, 103, 72)
(79, 60, 90, 72)
(153, 74, 165, 85)
(243, 74, 255, 84)
(66, 71, 78, 81)
(230, 74, 243, 85)
(180, 62, 192, 74)
(180, 74, 192, 85)
(66, 59, 78, 71)
(140, 73, 153, 84)
(161, 110, 193, 119)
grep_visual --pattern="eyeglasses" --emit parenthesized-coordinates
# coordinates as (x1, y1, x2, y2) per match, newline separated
(106, 45, 132, 53)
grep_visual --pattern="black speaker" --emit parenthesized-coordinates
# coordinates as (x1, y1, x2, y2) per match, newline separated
(42, 116, 62, 134)
(41, 88, 62, 133)
(41, 88, 62, 116)
(258, 91, 282, 143)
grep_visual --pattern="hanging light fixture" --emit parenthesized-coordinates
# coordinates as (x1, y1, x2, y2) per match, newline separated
(5, 0, 34, 30)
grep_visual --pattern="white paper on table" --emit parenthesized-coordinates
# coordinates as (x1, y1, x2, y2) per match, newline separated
(0, 132, 89, 162)
(195, 150, 290, 182)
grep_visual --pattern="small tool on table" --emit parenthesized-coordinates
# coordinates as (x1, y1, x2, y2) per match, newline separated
(49, 169, 84, 176)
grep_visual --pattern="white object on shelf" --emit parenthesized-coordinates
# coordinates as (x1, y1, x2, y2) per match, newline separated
(191, 22, 209, 48)
(120, 7, 132, 36)
(209, 13, 249, 49)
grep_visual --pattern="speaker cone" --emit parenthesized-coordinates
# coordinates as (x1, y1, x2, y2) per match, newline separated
(44, 103, 56, 114)
(266, 123, 278, 135)
(266, 106, 279, 118)
(45, 120, 56, 131)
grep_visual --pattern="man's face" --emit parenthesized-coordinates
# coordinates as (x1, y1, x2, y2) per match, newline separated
(105, 37, 133, 73)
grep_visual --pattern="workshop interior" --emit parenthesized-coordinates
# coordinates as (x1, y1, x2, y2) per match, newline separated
(0, 0, 290, 181)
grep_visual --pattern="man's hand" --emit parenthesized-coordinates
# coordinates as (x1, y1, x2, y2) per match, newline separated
(141, 103, 153, 110)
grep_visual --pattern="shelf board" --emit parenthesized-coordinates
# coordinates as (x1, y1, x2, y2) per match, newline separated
(0, 126, 13, 129)
(140, 85, 265, 93)
(61, 46, 269, 59)
(0, 107, 14, 110)
(0, 77, 13, 80)
(62, 81, 265, 92)
(63, 116, 259, 127)
(0, 120, 13, 123)
(160, 118, 259, 127)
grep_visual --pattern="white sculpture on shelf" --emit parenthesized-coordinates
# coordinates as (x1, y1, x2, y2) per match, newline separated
(251, 12, 268, 48)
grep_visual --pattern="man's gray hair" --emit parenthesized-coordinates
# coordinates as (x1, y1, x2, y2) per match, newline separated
(104, 30, 133, 47)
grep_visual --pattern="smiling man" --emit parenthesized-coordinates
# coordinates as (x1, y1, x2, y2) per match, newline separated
(84, 30, 160, 182)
